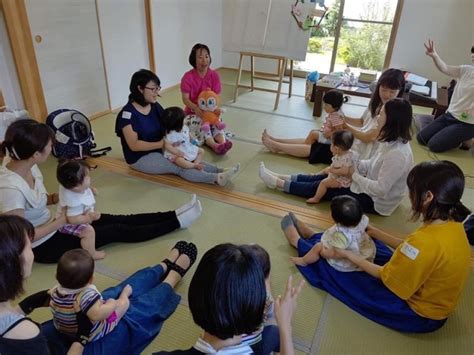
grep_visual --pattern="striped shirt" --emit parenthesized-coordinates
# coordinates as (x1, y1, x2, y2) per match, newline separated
(49, 284, 118, 341)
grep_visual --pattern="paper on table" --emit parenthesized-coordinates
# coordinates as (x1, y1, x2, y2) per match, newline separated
(406, 73, 428, 86)
(411, 84, 430, 95)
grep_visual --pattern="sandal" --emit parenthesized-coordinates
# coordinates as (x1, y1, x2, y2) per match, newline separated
(161, 240, 187, 278)
(166, 242, 198, 278)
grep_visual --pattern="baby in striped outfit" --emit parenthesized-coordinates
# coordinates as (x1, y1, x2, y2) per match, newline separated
(49, 249, 132, 343)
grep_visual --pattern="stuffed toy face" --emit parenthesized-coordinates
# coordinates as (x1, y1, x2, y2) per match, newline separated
(197, 88, 220, 112)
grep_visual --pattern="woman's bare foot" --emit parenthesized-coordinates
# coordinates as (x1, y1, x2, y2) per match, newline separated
(92, 250, 106, 260)
(290, 256, 310, 266)
(262, 135, 279, 153)
(262, 129, 276, 141)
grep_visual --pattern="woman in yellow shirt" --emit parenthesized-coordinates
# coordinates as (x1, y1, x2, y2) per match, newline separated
(282, 160, 471, 332)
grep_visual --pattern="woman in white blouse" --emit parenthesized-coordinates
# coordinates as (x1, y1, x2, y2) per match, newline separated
(259, 98, 413, 216)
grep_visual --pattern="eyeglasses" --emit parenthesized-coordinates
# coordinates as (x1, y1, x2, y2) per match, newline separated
(144, 86, 161, 93)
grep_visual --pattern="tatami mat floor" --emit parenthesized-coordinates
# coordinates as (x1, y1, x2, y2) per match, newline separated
(24, 69, 473, 354)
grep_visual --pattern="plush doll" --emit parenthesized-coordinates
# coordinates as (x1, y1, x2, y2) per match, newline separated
(197, 88, 226, 133)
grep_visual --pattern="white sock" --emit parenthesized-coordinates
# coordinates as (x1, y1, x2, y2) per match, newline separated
(260, 162, 291, 181)
(259, 162, 278, 189)
(177, 200, 202, 229)
(217, 163, 241, 186)
(176, 194, 197, 216)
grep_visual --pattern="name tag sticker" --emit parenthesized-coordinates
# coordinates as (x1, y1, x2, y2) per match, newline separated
(400, 242, 419, 260)
(122, 111, 132, 119)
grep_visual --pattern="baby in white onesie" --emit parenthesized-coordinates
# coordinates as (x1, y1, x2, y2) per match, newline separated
(162, 106, 204, 170)
(56, 160, 104, 260)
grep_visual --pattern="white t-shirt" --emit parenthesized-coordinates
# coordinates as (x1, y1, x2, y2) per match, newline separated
(57, 185, 95, 217)
(0, 164, 55, 247)
(164, 125, 199, 161)
(351, 140, 413, 216)
(351, 108, 380, 160)
(321, 215, 375, 272)
(448, 65, 474, 124)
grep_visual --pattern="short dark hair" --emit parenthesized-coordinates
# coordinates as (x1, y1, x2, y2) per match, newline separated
(56, 249, 94, 289)
(369, 68, 405, 117)
(323, 89, 347, 110)
(0, 119, 54, 160)
(57, 160, 91, 189)
(407, 161, 471, 222)
(0, 215, 34, 302)
(188, 243, 266, 340)
(161, 106, 186, 134)
(331, 130, 353, 151)
(378, 98, 412, 143)
(189, 43, 212, 68)
(330, 195, 363, 227)
(128, 69, 161, 106)
(248, 244, 271, 279)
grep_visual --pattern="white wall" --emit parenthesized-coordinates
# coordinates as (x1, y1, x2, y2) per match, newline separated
(390, 0, 473, 85)
(0, 9, 24, 109)
(97, 0, 149, 110)
(152, 0, 222, 89)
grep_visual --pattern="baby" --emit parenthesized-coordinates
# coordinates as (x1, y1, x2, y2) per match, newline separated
(49, 249, 132, 343)
(162, 106, 204, 170)
(307, 130, 358, 204)
(56, 160, 104, 260)
(291, 195, 375, 271)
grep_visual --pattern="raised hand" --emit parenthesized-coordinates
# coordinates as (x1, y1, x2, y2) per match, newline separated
(424, 39, 437, 58)
(274, 275, 305, 331)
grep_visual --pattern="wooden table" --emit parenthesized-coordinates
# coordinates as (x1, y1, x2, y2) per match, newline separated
(312, 83, 448, 117)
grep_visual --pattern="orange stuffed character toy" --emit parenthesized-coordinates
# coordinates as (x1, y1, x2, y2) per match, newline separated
(197, 88, 226, 133)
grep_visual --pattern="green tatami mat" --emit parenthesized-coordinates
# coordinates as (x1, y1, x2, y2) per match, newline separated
(314, 274, 474, 355)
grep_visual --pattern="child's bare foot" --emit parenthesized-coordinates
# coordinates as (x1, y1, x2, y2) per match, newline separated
(290, 256, 310, 266)
(92, 250, 106, 260)
(120, 284, 133, 299)
(306, 197, 320, 204)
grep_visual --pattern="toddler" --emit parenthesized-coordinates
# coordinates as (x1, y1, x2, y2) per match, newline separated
(56, 160, 104, 260)
(306, 89, 347, 145)
(49, 249, 132, 343)
(291, 195, 375, 271)
(306, 130, 358, 204)
(162, 106, 204, 170)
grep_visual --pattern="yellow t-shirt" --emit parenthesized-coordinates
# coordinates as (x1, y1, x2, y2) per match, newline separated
(380, 221, 470, 320)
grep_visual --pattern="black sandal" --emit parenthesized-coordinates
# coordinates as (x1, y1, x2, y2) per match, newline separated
(166, 242, 198, 278)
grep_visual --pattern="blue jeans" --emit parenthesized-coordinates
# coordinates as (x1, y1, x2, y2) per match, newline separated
(416, 112, 474, 152)
(286, 174, 376, 214)
(296, 233, 446, 333)
(43, 264, 181, 355)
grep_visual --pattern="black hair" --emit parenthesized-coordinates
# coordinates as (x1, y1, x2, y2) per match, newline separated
(331, 130, 353, 151)
(56, 249, 94, 289)
(369, 68, 405, 117)
(330, 195, 363, 227)
(188, 243, 266, 340)
(323, 89, 348, 111)
(248, 244, 271, 279)
(128, 69, 161, 106)
(407, 161, 471, 223)
(161, 106, 186, 134)
(57, 160, 91, 190)
(378, 98, 412, 143)
(0, 215, 34, 302)
(471, 46, 473, 54)
(0, 119, 54, 161)
(189, 43, 212, 68)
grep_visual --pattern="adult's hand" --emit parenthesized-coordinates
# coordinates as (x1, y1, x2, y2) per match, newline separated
(424, 39, 437, 58)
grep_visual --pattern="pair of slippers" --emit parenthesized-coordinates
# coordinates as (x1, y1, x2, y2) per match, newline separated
(212, 140, 233, 155)
(162, 241, 198, 278)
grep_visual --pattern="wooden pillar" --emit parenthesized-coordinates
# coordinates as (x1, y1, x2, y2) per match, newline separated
(144, 0, 156, 72)
(1, 0, 48, 121)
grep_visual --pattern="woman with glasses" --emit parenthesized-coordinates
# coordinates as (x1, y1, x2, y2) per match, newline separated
(115, 69, 240, 186)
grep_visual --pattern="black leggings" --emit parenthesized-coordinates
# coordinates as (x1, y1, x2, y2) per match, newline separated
(33, 211, 180, 263)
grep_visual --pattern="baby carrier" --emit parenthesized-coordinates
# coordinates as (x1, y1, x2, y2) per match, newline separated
(46, 109, 111, 159)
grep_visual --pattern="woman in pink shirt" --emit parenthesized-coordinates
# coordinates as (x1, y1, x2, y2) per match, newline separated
(181, 43, 232, 155)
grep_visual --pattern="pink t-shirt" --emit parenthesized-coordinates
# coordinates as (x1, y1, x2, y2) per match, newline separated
(180, 68, 222, 115)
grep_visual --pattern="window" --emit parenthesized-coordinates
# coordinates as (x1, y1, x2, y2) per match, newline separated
(294, 0, 403, 75)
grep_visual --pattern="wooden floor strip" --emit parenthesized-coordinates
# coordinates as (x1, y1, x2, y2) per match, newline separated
(90, 156, 474, 268)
